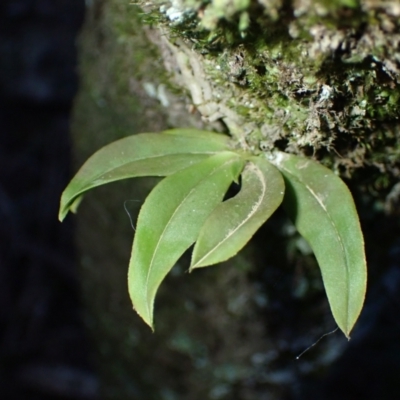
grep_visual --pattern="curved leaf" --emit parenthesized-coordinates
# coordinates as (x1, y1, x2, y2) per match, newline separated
(128, 152, 245, 328)
(272, 152, 367, 338)
(191, 157, 284, 269)
(59, 130, 231, 221)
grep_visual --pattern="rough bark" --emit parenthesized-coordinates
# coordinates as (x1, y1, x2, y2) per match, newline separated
(73, 1, 400, 399)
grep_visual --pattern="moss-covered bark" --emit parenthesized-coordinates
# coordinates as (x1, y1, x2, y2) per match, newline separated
(141, 1, 400, 177)
(72, 0, 400, 399)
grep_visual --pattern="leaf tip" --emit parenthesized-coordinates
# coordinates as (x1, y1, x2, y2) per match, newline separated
(132, 305, 155, 331)
(58, 207, 67, 222)
(189, 257, 208, 272)
(339, 323, 353, 340)
(344, 323, 354, 340)
(188, 266, 196, 273)
(130, 292, 155, 331)
(144, 317, 155, 333)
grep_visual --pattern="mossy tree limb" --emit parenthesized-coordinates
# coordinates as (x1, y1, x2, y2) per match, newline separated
(139, 0, 400, 182)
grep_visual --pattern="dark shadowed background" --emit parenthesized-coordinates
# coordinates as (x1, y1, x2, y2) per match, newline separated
(0, 1, 98, 399)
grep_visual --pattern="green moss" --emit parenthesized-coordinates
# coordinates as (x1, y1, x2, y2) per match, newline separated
(134, 0, 399, 187)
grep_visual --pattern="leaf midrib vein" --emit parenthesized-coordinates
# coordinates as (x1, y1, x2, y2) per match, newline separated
(282, 166, 350, 332)
(92, 150, 219, 183)
(193, 163, 265, 267)
(67, 151, 220, 210)
(144, 158, 236, 318)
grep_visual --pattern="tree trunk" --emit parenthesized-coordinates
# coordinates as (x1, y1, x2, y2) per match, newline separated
(73, 1, 400, 399)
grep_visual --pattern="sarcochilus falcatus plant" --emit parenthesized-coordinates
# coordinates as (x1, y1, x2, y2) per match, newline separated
(59, 129, 366, 339)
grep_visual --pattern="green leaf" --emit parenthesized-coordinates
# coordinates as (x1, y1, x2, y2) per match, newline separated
(191, 157, 284, 269)
(128, 152, 245, 329)
(59, 130, 231, 221)
(163, 128, 231, 140)
(272, 152, 367, 338)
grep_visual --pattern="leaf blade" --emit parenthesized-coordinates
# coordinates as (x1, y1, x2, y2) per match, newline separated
(128, 152, 244, 328)
(59, 130, 231, 221)
(163, 128, 231, 140)
(272, 152, 367, 338)
(191, 157, 284, 269)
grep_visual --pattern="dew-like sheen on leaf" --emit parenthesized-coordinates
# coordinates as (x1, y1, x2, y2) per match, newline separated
(272, 152, 367, 338)
(128, 152, 245, 329)
(191, 157, 284, 269)
(59, 130, 231, 221)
